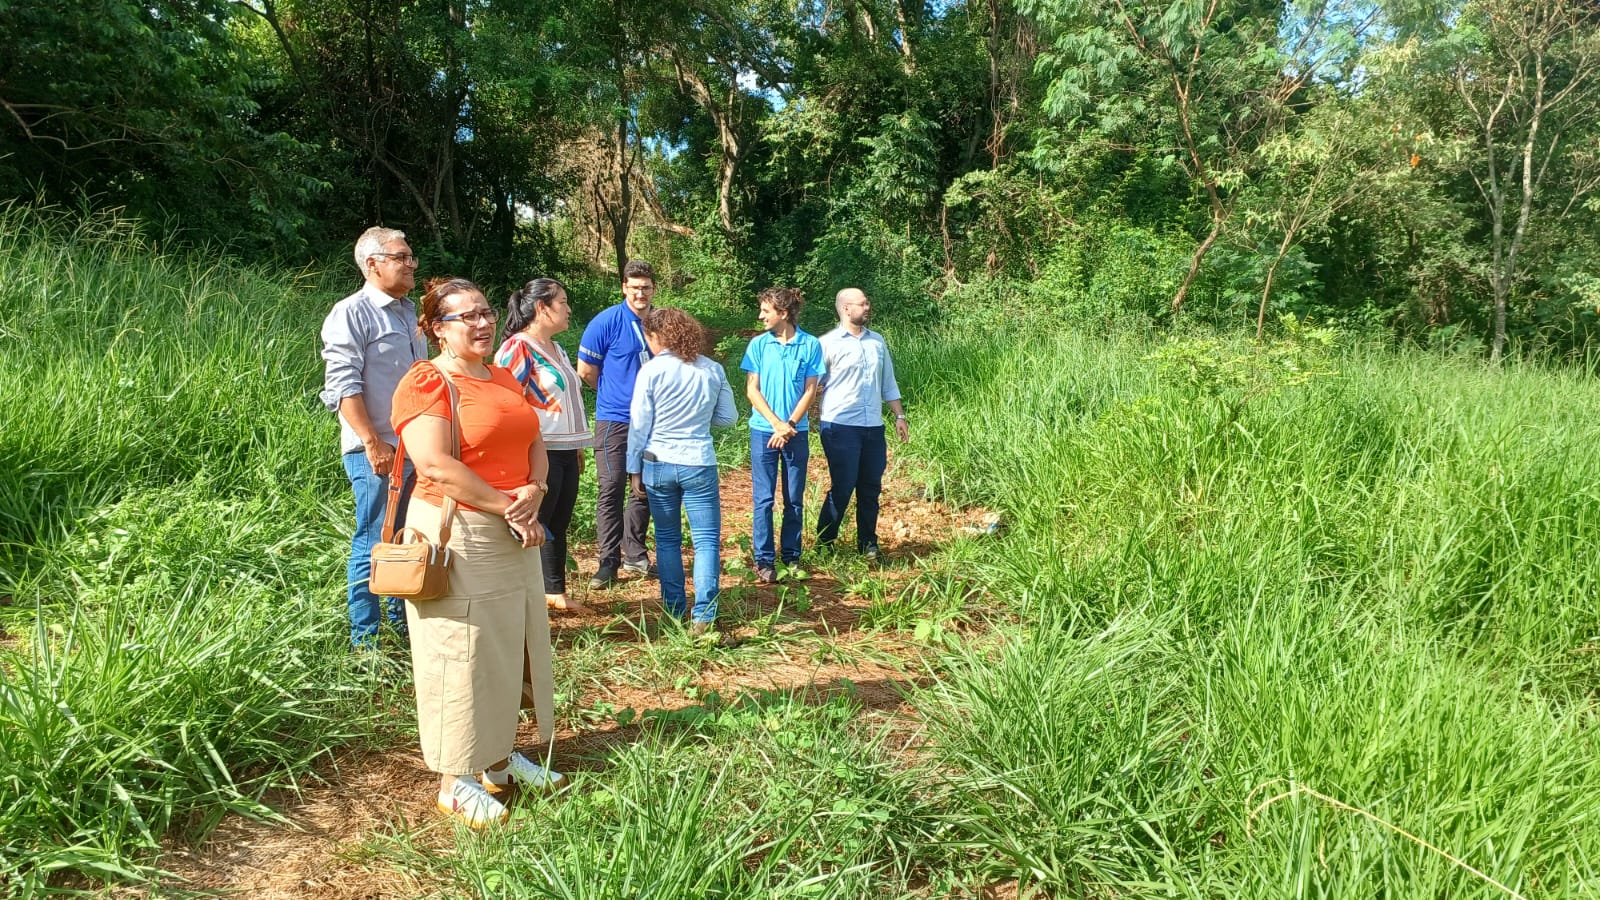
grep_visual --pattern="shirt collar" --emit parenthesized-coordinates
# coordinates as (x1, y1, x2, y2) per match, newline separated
(767, 327, 807, 345)
(361, 281, 407, 308)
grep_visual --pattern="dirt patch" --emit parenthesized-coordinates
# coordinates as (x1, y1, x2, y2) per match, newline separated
(149, 461, 995, 896)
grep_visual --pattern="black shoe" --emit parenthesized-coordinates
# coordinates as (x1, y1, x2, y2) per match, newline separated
(755, 565, 777, 585)
(588, 566, 620, 590)
(621, 559, 655, 579)
(861, 545, 881, 561)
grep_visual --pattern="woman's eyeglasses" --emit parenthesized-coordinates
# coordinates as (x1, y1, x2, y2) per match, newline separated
(440, 310, 499, 325)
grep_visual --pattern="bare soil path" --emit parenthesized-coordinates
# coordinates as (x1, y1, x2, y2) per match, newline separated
(146, 456, 995, 898)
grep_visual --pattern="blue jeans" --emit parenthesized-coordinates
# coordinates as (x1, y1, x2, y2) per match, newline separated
(643, 461, 722, 624)
(343, 450, 415, 647)
(750, 430, 809, 567)
(816, 422, 886, 551)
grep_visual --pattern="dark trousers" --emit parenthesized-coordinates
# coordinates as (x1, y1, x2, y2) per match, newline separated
(539, 448, 582, 593)
(816, 422, 887, 551)
(593, 419, 651, 569)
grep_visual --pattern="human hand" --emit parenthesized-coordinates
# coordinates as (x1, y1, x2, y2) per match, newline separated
(504, 483, 545, 522)
(631, 473, 645, 498)
(894, 417, 909, 442)
(365, 439, 396, 476)
(509, 521, 546, 549)
(766, 431, 789, 449)
(577, 451, 585, 477)
(522, 521, 546, 548)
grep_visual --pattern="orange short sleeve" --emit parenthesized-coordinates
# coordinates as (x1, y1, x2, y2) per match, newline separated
(391, 361, 450, 437)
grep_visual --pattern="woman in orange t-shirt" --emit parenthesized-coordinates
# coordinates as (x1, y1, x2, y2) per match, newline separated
(390, 276, 563, 829)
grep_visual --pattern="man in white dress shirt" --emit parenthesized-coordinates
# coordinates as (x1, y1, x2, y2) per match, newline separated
(815, 288, 909, 560)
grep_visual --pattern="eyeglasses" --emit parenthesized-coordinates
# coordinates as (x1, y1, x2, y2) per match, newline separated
(372, 252, 419, 265)
(439, 310, 499, 325)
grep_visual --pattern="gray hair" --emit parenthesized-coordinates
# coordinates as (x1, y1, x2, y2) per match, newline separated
(354, 226, 408, 271)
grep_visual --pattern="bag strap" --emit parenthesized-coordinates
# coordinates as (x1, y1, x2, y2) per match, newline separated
(381, 362, 462, 545)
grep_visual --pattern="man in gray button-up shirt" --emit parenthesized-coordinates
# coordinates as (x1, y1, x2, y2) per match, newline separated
(319, 226, 427, 647)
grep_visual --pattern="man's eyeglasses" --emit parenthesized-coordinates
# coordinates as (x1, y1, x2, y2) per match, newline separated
(440, 310, 499, 325)
(372, 252, 419, 265)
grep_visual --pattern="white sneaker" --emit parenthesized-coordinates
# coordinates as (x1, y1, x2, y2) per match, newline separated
(437, 776, 509, 829)
(482, 751, 566, 794)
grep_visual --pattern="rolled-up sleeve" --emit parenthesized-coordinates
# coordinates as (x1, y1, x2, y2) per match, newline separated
(627, 371, 655, 474)
(879, 342, 902, 405)
(319, 305, 365, 411)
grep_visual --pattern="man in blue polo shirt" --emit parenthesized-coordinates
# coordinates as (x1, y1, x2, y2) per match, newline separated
(741, 287, 826, 584)
(578, 260, 657, 589)
(816, 287, 908, 560)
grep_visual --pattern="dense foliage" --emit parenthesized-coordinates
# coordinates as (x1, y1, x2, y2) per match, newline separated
(4, 0, 1598, 356)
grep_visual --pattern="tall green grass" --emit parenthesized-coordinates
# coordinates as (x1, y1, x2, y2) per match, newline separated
(0, 209, 399, 890)
(8, 205, 1600, 896)
(892, 326, 1600, 895)
(390, 691, 928, 898)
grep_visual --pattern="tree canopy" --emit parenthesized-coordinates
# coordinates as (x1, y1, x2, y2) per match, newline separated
(4, 0, 1598, 356)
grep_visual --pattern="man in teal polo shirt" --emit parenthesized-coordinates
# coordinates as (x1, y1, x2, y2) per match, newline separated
(741, 287, 826, 584)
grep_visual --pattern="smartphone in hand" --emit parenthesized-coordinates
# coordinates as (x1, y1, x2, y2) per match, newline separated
(508, 522, 555, 543)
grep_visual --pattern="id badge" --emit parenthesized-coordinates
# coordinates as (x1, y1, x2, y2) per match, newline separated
(638, 350, 651, 367)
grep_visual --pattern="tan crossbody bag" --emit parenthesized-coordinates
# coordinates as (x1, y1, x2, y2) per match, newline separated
(369, 365, 460, 600)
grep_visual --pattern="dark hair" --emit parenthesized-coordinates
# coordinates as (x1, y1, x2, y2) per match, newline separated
(417, 276, 484, 351)
(757, 286, 804, 324)
(622, 259, 656, 284)
(641, 307, 706, 360)
(505, 277, 568, 335)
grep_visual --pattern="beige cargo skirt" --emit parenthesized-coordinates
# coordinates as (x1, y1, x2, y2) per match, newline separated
(402, 499, 555, 775)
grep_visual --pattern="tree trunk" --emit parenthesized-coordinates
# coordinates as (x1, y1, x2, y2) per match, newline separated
(374, 153, 448, 256)
(607, 0, 633, 276)
(1256, 230, 1295, 340)
(985, 0, 1005, 165)
(1167, 62, 1228, 316)
(893, 0, 917, 73)
(672, 58, 743, 235)
(611, 114, 633, 275)
(1173, 214, 1222, 316)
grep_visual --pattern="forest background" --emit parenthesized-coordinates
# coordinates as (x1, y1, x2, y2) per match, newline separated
(6, 0, 1600, 359)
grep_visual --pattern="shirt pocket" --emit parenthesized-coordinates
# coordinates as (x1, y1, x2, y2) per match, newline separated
(861, 342, 883, 375)
(369, 322, 413, 363)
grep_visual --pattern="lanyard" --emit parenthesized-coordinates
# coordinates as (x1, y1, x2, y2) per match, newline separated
(630, 320, 652, 360)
